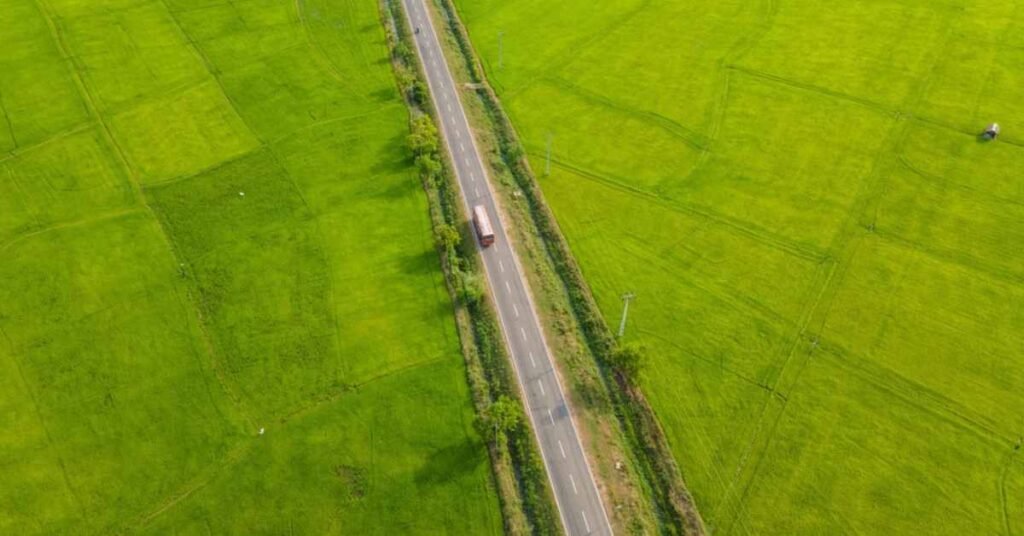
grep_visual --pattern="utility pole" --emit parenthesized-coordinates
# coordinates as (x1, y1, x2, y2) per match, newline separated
(545, 132, 553, 176)
(498, 31, 505, 70)
(618, 292, 635, 338)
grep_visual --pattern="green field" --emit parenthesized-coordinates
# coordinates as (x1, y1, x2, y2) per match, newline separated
(0, 0, 500, 533)
(455, 0, 1024, 533)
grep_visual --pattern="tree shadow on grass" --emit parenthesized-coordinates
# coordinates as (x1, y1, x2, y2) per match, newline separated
(413, 440, 484, 488)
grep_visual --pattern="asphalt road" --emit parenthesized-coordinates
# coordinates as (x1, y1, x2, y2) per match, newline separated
(400, 1, 613, 534)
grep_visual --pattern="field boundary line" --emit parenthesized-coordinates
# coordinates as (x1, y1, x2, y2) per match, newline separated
(128, 439, 254, 530)
(0, 87, 18, 151)
(0, 207, 144, 254)
(294, 0, 366, 96)
(1000, 451, 1019, 536)
(36, 0, 262, 432)
(875, 228, 1024, 288)
(896, 153, 1024, 210)
(542, 154, 825, 263)
(3, 165, 45, 230)
(496, 0, 653, 99)
(543, 76, 709, 150)
(0, 121, 92, 167)
(820, 343, 1013, 446)
(0, 326, 88, 522)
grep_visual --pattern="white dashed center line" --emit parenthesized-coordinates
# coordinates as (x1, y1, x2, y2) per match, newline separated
(454, 129, 461, 139)
(558, 440, 566, 458)
(520, 327, 528, 342)
(459, 142, 465, 152)
(537, 379, 545, 396)
(529, 351, 536, 367)
(474, 186, 480, 197)
(497, 259, 504, 272)
(547, 408, 556, 425)
(582, 511, 591, 533)
(505, 281, 512, 294)
(569, 473, 578, 495)
(512, 304, 519, 317)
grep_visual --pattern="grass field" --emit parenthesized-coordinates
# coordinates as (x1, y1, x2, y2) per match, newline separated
(0, 0, 500, 533)
(455, 0, 1024, 533)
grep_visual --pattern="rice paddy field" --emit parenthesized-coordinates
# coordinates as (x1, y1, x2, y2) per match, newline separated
(0, 0, 500, 533)
(454, 0, 1024, 533)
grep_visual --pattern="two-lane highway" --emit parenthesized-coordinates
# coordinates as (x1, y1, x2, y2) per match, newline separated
(400, 1, 613, 534)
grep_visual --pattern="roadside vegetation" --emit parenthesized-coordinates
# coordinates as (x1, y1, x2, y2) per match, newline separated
(453, 0, 1024, 534)
(0, 0, 500, 533)
(381, 2, 561, 534)
(424, 0, 703, 533)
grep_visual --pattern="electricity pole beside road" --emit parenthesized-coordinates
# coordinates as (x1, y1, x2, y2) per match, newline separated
(618, 293, 635, 338)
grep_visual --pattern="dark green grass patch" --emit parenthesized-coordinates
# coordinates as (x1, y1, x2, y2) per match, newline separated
(147, 149, 339, 421)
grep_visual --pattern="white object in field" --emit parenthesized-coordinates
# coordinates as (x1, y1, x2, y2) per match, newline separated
(258, 427, 265, 436)
(984, 123, 1001, 139)
(239, 191, 245, 197)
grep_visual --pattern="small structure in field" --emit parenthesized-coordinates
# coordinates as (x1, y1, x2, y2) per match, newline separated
(983, 123, 1001, 140)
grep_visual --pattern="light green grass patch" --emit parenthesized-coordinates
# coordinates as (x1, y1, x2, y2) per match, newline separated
(821, 236, 1024, 433)
(737, 352, 1010, 535)
(738, 0, 948, 107)
(0, 345, 81, 535)
(0, 0, 89, 148)
(915, 3, 1024, 140)
(273, 111, 455, 384)
(899, 121, 1024, 204)
(55, 0, 207, 111)
(169, 0, 304, 68)
(879, 155, 1024, 282)
(665, 74, 893, 250)
(111, 81, 260, 184)
(0, 213, 245, 534)
(540, 170, 824, 508)
(457, 0, 1024, 532)
(559, 0, 763, 132)
(454, 0, 643, 93)
(507, 81, 702, 192)
(219, 46, 377, 141)
(2, 126, 134, 231)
